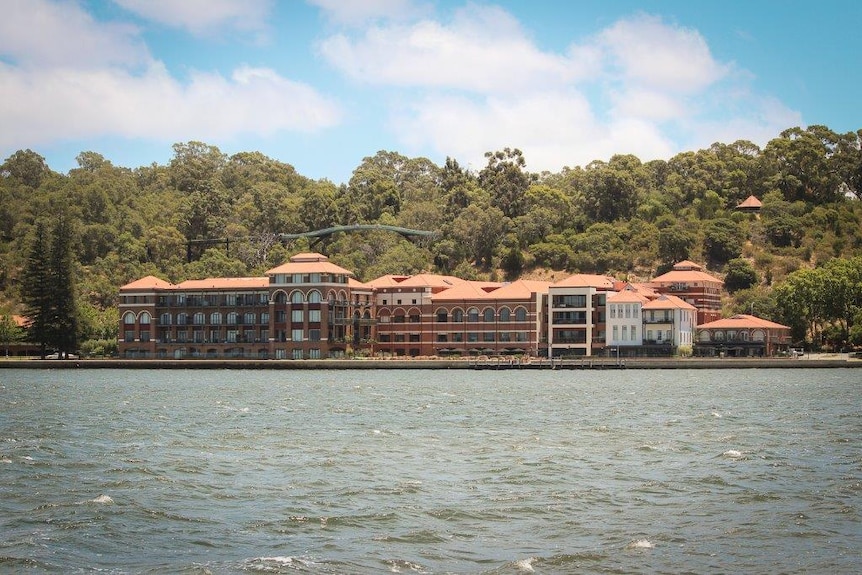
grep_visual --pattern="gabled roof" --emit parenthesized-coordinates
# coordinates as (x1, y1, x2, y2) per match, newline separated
(553, 273, 616, 289)
(265, 252, 354, 276)
(698, 314, 789, 330)
(396, 273, 468, 289)
(642, 294, 697, 311)
(607, 289, 649, 304)
(120, 275, 174, 291)
(348, 277, 371, 290)
(672, 260, 702, 271)
(430, 281, 499, 301)
(736, 195, 763, 210)
(176, 277, 269, 290)
(650, 261, 723, 285)
(363, 274, 411, 288)
(489, 279, 552, 299)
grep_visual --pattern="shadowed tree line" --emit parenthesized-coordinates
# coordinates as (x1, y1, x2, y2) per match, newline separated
(2, 125, 862, 353)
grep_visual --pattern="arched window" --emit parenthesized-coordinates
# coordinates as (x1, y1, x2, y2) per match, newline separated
(452, 308, 464, 322)
(483, 308, 494, 322)
(499, 307, 511, 322)
(307, 290, 321, 303)
(160, 313, 171, 325)
(515, 307, 527, 322)
(467, 307, 479, 322)
(227, 312, 239, 325)
(210, 312, 222, 325)
(139, 312, 151, 325)
(752, 330, 765, 342)
(177, 313, 188, 326)
(327, 291, 337, 304)
(699, 330, 711, 342)
(193, 312, 205, 325)
(274, 291, 288, 304)
(123, 311, 136, 325)
(291, 291, 304, 304)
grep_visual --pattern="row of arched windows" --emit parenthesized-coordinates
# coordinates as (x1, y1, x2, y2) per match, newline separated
(272, 289, 352, 305)
(377, 306, 529, 323)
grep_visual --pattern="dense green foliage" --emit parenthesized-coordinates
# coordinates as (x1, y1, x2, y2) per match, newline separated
(2, 124, 861, 352)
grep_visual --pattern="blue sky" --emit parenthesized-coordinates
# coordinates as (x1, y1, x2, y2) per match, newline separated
(1, 0, 859, 184)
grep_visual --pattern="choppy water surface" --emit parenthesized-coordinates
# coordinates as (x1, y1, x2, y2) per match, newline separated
(1, 368, 860, 574)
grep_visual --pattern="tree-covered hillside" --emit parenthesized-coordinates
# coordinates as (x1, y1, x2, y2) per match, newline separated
(2, 126, 862, 352)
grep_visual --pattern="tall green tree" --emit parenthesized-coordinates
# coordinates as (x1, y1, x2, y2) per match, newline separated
(49, 216, 78, 356)
(479, 148, 532, 219)
(21, 221, 53, 357)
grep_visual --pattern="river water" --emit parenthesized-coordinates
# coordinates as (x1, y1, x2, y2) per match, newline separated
(0, 368, 859, 574)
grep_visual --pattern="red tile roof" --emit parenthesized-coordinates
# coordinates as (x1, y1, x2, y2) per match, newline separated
(490, 279, 553, 299)
(650, 261, 723, 285)
(643, 294, 697, 311)
(736, 195, 763, 210)
(698, 314, 789, 330)
(120, 275, 174, 291)
(176, 277, 269, 290)
(553, 273, 616, 289)
(265, 252, 355, 276)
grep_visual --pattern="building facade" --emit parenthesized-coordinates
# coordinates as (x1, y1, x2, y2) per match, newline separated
(695, 314, 792, 357)
(118, 256, 758, 360)
(119, 253, 372, 359)
(647, 260, 724, 324)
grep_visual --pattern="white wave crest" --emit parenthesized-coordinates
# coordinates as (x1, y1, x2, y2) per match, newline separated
(514, 557, 536, 572)
(92, 495, 114, 504)
(627, 539, 654, 549)
(722, 449, 744, 458)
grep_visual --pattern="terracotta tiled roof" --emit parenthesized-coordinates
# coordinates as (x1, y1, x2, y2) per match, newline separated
(397, 273, 468, 288)
(553, 273, 616, 289)
(265, 252, 355, 276)
(348, 277, 371, 289)
(430, 281, 500, 301)
(176, 277, 269, 290)
(698, 314, 789, 330)
(120, 275, 174, 291)
(12, 315, 28, 328)
(364, 274, 411, 288)
(736, 195, 762, 210)
(643, 294, 697, 311)
(672, 260, 703, 271)
(490, 279, 553, 299)
(650, 261, 723, 285)
(607, 289, 649, 304)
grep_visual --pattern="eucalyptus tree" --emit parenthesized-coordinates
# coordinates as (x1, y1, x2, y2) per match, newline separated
(478, 148, 533, 219)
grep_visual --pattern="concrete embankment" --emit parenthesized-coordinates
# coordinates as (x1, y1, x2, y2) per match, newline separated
(0, 357, 858, 370)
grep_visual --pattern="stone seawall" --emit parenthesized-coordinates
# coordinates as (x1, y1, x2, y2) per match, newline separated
(0, 358, 858, 370)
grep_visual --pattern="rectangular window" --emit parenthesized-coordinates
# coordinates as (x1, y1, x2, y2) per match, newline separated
(622, 326, 628, 340)
(309, 329, 321, 342)
(210, 329, 220, 343)
(309, 348, 321, 359)
(291, 310, 303, 323)
(124, 330, 135, 342)
(292, 348, 303, 359)
(436, 334, 448, 342)
(610, 305, 616, 319)
(226, 330, 237, 343)
(483, 332, 495, 342)
(292, 329, 304, 342)
(467, 332, 478, 343)
(612, 325, 618, 341)
(631, 326, 637, 340)
(625, 305, 631, 319)
(308, 310, 321, 323)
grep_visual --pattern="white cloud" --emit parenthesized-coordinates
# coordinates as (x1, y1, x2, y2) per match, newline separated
(320, 4, 590, 94)
(113, 0, 272, 36)
(320, 5, 797, 170)
(597, 14, 729, 93)
(0, 0, 149, 67)
(0, 62, 342, 148)
(394, 91, 675, 173)
(0, 0, 341, 152)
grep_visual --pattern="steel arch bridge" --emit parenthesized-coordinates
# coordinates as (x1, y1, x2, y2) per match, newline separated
(185, 224, 438, 261)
